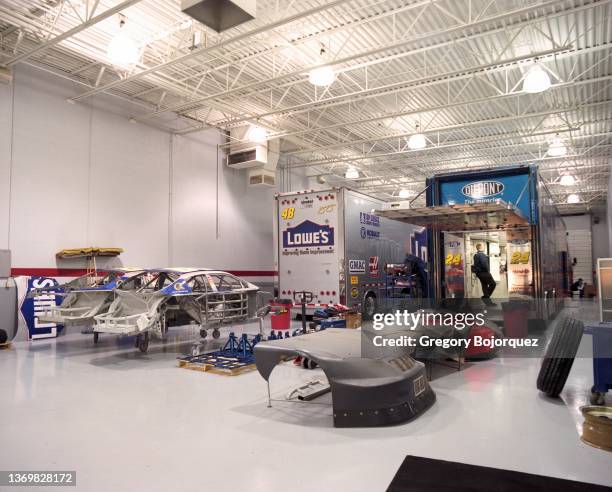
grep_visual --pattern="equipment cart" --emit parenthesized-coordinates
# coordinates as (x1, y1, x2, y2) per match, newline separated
(585, 322, 612, 405)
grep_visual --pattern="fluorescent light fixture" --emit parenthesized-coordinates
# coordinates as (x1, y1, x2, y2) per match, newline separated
(567, 193, 580, 204)
(247, 125, 267, 144)
(345, 167, 359, 179)
(308, 65, 335, 86)
(107, 20, 139, 67)
(407, 133, 426, 150)
(559, 174, 575, 186)
(548, 137, 567, 157)
(522, 64, 551, 93)
(398, 189, 410, 199)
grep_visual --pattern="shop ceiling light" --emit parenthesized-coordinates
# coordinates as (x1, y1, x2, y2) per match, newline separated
(560, 174, 575, 186)
(398, 189, 411, 199)
(247, 125, 267, 144)
(522, 64, 551, 93)
(407, 132, 426, 150)
(567, 193, 580, 204)
(308, 65, 335, 86)
(345, 167, 359, 179)
(547, 136, 567, 157)
(107, 18, 139, 67)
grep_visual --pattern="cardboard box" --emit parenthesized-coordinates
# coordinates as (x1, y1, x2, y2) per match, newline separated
(345, 313, 362, 329)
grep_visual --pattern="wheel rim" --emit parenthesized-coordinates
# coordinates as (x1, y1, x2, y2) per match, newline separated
(364, 296, 376, 317)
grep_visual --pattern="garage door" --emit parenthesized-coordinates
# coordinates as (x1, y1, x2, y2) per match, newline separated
(567, 229, 593, 284)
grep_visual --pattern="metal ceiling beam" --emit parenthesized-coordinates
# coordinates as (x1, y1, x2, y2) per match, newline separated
(286, 99, 612, 163)
(349, 155, 612, 192)
(338, 145, 612, 187)
(67, 0, 354, 102)
(139, 0, 573, 123)
(170, 0, 612, 134)
(218, 73, 612, 145)
(308, 127, 611, 178)
(1, 0, 144, 68)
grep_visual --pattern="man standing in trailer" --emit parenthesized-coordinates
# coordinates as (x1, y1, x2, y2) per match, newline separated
(473, 243, 496, 306)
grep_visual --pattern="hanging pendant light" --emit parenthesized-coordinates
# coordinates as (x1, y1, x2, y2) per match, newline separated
(559, 174, 575, 186)
(308, 46, 335, 86)
(407, 124, 426, 150)
(567, 194, 580, 204)
(548, 135, 567, 157)
(107, 16, 139, 67)
(345, 167, 359, 179)
(398, 189, 410, 199)
(523, 64, 551, 93)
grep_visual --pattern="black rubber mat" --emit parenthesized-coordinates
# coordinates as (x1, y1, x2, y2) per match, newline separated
(387, 455, 612, 491)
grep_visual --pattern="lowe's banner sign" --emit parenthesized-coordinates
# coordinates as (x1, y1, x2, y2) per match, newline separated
(283, 220, 335, 248)
(439, 173, 531, 221)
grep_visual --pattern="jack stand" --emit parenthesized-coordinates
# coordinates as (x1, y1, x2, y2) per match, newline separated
(293, 291, 313, 334)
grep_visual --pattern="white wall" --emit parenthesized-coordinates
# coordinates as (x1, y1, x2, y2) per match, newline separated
(0, 78, 11, 252)
(0, 65, 287, 278)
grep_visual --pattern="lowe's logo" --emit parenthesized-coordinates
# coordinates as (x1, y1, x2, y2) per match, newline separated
(461, 181, 504, 199)
(283, 220, 334, 248)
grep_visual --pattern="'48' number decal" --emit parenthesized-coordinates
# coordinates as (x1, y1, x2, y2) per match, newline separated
(281, 207, 295, 220)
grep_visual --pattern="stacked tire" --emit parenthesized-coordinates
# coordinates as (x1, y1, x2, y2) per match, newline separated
(537, 317, 584, 397)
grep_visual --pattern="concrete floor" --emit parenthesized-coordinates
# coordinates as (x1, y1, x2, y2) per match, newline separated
(1, 301, 611, 491)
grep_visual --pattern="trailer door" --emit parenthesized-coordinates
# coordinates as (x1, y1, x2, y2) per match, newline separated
(277, 191, 342, 306)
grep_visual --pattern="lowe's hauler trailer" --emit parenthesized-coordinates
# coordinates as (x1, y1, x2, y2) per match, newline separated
(377, 165, 568, 328)
(275, 188, 427, 318)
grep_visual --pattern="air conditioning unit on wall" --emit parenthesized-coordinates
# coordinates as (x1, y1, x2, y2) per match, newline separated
(227, 144, 268, 169)
(248, 168, 276, 187)
(227, 125, 279, 187)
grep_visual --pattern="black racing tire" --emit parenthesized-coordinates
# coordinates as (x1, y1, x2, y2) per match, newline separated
(362, 294, 377, 321)
(200, 328, 208, 339)
(93, 332, 99, 344)
(212, 328, 220, 339)
(138, 332, 150, 353)
(537, 317, 584, 398)
(0, 329, 8, 344)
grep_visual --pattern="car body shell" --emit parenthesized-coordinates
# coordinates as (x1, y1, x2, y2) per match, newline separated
(93, 268, 259, 339)
(33, 268, 145, 326)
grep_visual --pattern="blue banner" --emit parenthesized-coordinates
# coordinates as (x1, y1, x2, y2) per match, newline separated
(20, 277, 64, 340)
(439, 173, 531, 221)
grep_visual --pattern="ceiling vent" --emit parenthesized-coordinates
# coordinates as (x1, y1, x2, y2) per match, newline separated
(181, 0, 256, 33)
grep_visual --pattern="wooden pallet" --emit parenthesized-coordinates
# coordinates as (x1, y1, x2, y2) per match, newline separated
(0, 342, 12, 350)
(177, 358, 256, 376)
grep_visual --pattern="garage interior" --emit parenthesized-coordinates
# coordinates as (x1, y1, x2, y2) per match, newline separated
(1, 0, 612, 490)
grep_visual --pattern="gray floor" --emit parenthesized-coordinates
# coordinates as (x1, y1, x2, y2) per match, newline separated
(1, 301, 611, 491)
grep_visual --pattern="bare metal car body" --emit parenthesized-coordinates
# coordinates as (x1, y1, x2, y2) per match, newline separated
(31, 268, 144, 327)
(93, 268, 259, 352)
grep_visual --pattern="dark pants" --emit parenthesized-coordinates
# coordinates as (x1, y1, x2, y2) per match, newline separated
(476, 272, 496, 298)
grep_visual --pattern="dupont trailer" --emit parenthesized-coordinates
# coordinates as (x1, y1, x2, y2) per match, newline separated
(377, 165, 568, 327)
(274, 188, 427, 318)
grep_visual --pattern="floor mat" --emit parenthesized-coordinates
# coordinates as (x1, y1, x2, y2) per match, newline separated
(387, 455, 612, 491)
